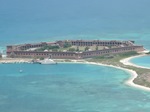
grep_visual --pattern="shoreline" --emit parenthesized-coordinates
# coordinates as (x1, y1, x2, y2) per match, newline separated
(120, 54, 150, 69)
(0, 58, 32, 64)
(1, 57, 150, 91)
(60, 60, 150, 91)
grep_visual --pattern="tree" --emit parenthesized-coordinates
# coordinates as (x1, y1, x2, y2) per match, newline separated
(40, 57, 44, 60)
(96, 46, 98, 50)
(47, 45, 59, 50)
(76, 46, 79, 51)
(85, 46, 89, 51)
(63, 42, 72, 48)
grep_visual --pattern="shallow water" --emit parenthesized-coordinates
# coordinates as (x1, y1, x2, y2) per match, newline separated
(1, 0, 150, 111)
(131, 56, 150, 68)
(0, 63, 150, 112)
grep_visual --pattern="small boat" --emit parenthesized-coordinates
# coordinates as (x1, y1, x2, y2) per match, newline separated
(19, 64, 23, 73)
(19, 69, 23, 73)
(39, 58, 57, 65)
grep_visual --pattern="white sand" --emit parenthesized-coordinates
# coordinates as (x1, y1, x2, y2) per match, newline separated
(0, 58, 32, 63)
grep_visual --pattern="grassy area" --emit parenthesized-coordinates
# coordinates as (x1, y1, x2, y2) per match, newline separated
(71, 46, 105, 51)
(36, 45, 60, 52)
(36, 45, 108, 52)
(87, 51, 150, 88)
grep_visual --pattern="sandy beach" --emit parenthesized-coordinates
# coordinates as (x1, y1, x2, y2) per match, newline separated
(0, 58, 32, 64)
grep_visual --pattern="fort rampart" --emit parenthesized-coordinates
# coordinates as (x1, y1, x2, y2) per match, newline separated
(6, 40, 144, 59)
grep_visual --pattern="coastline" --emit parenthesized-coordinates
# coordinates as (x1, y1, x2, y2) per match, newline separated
(1, 56, 150, 91)
(120, 54, 150, 69)
(62, 60, 150, 91)
(0, 58, 32, 64)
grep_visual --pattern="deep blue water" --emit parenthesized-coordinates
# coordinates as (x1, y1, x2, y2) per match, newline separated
(0, 63, 150, 112)
(131, 56, 150, 68)
(0, 0, 150, 49)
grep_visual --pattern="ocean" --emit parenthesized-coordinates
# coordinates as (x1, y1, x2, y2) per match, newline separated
(0, 63, 150, 112)
(0, 0, 150, 49)
(0, 0, 150, 111)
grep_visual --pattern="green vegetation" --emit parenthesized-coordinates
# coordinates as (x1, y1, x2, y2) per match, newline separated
(37, 45, 60, 51)
(93, 51, 138, 60)
(36, 45, 107, 52)
(85, 46, 89, 51)
(61, 46, 105, 52)
(40, 57, 44, 60)
(87, 51, 150, 88)
(63, 42, 72, 48)
(76, 46, 79, 51)
(96, 46, 98, 50)
(68, 48, 76, 52)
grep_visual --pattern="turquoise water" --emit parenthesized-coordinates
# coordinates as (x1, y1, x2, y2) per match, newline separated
(1, 0, 150, 111)
(0, 63, 150, 112)
(131, 56, 150, 68)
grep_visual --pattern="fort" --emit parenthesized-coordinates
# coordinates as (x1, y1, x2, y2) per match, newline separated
(6, 40, 145, 59)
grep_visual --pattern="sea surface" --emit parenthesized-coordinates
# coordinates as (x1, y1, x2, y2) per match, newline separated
(0, 63, 150, 112)
(131, 56, 150, 68)
(0, 0, 150, 50)
(0, 0, 150, 111)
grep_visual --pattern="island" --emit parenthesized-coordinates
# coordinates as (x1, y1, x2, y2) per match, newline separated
(2, 40, 150, 90)
(6, 40, 144, 59)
